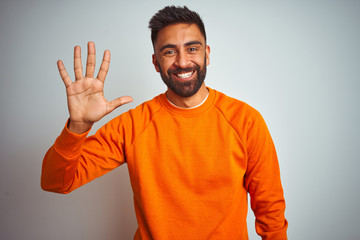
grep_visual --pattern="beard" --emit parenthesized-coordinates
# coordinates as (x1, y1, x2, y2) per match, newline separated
(158, 56, 207, 98)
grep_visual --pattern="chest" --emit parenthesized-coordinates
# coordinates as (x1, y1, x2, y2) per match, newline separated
(126, 112, 247, 194)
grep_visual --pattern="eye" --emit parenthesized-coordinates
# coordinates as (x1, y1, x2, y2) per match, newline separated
(188, 47, 197, 52)
(164, 50, 176, 55)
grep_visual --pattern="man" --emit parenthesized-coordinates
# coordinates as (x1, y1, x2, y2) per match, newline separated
(41, 6, 288, 240)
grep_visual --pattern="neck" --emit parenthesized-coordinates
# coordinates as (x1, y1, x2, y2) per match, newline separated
(166, 83, 209, 108)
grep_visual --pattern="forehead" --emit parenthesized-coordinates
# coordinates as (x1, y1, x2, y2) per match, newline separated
(155, 23, 205, 50)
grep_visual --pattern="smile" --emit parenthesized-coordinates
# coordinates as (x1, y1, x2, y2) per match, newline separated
(174, 71, 195, 79)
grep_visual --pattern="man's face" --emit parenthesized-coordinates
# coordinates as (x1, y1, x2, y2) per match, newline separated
(152, 23, 210, 98)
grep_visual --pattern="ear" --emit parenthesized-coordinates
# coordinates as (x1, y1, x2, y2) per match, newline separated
(205, 45, 210, 66)
(152, 54, 160, 72)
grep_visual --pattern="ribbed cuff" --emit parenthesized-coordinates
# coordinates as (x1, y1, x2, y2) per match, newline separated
(54, 119, 91, 158)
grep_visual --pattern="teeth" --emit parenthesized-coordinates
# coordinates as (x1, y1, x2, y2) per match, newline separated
(176, 71, 193, 79)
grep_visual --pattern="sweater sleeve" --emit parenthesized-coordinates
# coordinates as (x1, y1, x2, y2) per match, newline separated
(41, 117, 127, 194)
(244, 111, 288, 240)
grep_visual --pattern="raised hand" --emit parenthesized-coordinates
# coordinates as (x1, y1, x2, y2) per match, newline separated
(57, 42, 133, 134)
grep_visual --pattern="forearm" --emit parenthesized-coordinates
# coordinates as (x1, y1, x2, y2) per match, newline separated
(41, 117, 127, 193)
(41, 122, 90, 193)
(249, 175, 288, 239)
(247, 151, 288, 239)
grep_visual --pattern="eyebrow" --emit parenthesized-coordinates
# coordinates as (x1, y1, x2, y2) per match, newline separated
(159, 44, 176, 52)
(159, 40, 203, 52)
(185, 40, 202, 47)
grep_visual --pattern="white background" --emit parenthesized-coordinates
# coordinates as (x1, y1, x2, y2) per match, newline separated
(1, 0, 359, 239)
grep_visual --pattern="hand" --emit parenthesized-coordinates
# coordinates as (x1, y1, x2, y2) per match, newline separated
(57, 42, 133, 134)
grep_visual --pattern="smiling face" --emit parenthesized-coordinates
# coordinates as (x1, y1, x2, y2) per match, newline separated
(152, 23, 210, 98)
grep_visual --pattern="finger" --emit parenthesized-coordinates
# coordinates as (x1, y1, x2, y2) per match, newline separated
(85, 41, 96, 78)
(106, 96, 133, 114)
(57, 60, 72, 88)
(97, 50, 111, 82)
(74, 45, 83, 80)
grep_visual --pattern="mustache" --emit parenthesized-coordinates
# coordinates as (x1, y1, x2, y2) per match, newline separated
(167, 66, 200, 75)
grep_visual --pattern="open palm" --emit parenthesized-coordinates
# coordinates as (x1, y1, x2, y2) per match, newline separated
(57, 42, 132, 133)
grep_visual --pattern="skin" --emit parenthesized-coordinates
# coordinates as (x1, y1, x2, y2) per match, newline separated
(152, 23, 210, 108)
(58, 24, 210, 134)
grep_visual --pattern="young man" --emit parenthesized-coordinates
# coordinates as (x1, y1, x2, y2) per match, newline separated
(42, 6, 288, 240)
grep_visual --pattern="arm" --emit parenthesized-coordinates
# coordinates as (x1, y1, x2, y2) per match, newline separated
(41, 42, 132, 193)
(244, 112, 288, 239)
(41, 117, 127, 193)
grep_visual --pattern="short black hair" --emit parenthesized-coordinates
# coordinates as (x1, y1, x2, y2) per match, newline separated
(148, 6, 206, 46)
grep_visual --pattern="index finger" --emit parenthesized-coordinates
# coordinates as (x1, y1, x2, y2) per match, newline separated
(97, 50, 111, 82)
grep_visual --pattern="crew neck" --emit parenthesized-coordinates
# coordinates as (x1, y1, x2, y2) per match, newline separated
(160, 87, 216, 117)
(166, 91, 209, 109)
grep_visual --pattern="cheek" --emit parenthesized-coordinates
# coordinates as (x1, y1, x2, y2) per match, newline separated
(192, 54, 207, 67)
(158, 58, 173, 70)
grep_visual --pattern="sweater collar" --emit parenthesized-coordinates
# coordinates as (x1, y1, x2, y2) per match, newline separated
(160, 87, 216, 117)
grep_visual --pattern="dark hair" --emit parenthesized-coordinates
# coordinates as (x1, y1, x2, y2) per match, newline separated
(148, 6, 206, 46)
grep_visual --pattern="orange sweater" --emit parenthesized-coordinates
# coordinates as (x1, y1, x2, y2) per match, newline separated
(41, 88, 287, 239)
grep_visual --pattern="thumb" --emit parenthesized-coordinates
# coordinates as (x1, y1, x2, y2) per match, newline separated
(106, 96, 133, 114)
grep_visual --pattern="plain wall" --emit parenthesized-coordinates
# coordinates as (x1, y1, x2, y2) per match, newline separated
(1, 0, 359, 239)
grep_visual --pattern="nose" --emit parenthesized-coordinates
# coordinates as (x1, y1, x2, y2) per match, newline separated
(174, 50, 190, 68)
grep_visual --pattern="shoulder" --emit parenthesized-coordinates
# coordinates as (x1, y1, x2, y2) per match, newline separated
(212, 89, 262, 122)
(108, 94, 164, 126)
(211, 89, 267, 143)
(97, 94, 165, 147)
(127, 94, 164, 119)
